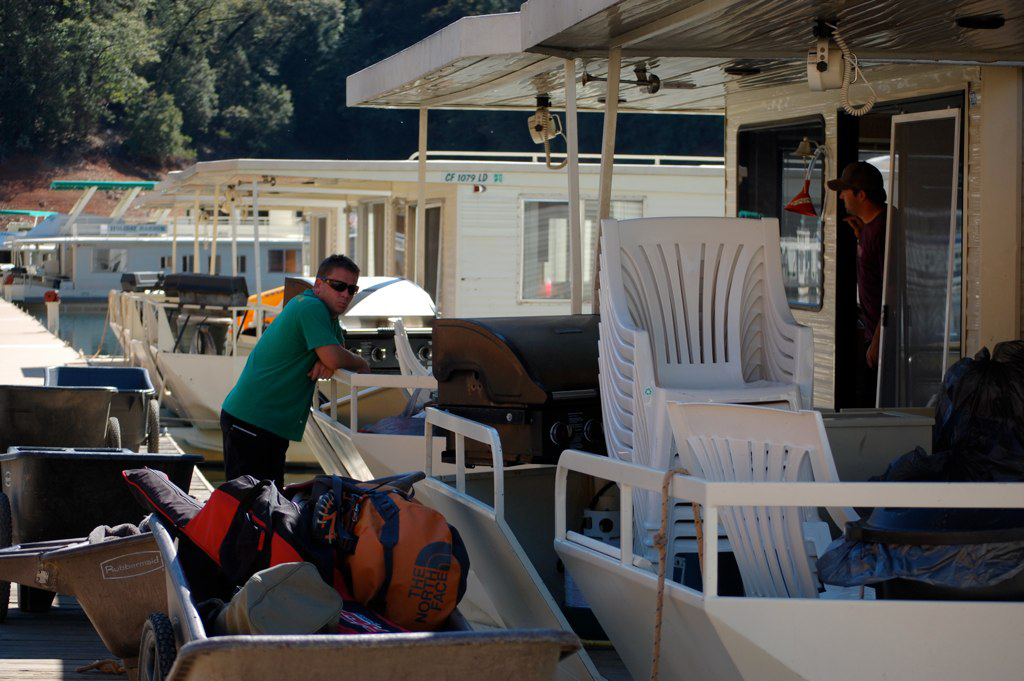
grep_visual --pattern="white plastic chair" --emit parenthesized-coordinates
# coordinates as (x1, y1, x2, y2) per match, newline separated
(394, 319, 433, 414)
(667, 402, 856, 598)
(597, 216, 813, 555)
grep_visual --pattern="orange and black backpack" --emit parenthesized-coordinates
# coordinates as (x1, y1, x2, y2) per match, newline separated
(298, 473, 470, 631)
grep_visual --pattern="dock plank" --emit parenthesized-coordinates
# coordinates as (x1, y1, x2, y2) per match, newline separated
(0, 299, 82, 385)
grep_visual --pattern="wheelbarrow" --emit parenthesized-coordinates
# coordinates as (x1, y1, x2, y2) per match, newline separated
(0, 447, 201, 618)
(46, 366, 160, 453)
(0, 384, 122, 451)
(139, 515, 580, 681)
(0, 530, 169, 674)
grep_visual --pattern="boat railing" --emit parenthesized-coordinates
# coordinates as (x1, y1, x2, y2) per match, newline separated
(407, 149, 724, 166)
(422, 406, 506, 522)
(321, 368, 436, 430)
(555, 449, 1024, 598)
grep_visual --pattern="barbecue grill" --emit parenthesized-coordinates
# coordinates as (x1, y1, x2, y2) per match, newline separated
(432, 315, 606, 466)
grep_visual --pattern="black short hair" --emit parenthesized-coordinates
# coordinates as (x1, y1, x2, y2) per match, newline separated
(317, 254, 360, 279)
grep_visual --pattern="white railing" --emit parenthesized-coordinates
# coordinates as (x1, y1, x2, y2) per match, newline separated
(423, 406, 506, 522)
(555, 449, 1024, 598)
(407, 150, 724, 166)
(321, 368, 436, 430)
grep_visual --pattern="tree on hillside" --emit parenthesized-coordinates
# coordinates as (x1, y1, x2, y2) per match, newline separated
(0, 0, 156, 157)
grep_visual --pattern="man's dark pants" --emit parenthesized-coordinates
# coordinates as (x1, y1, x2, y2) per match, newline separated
(220, 409, 289, 490)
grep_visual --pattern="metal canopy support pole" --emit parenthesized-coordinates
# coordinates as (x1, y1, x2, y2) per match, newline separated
(230, 199, 239, 276)
(252, 180, 263, 296)
(252, 180, 264, 338)
(210, 184, 220, 274)
(384, 197, 395, 276)
(192, 190, 201, 273)
(565, 58, 582, 315)
(594, 46, 622, 308)
(110, 186, 142, 219)
(415, 107, 428, 286)
(171, 214, 179, 273)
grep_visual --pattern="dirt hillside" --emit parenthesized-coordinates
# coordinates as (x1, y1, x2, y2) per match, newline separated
(0, 154, 171, 227)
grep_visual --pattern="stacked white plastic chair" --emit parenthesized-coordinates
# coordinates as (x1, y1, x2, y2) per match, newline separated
(597, 216, 813, 560)
(667, 402, 856, 597)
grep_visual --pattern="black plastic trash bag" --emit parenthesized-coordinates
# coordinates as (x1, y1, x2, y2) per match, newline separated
(817, 533, 1024, 592)
(933, 340, 1024, 481)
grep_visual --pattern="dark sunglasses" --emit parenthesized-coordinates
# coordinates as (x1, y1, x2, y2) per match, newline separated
(320, 277, 359, 295)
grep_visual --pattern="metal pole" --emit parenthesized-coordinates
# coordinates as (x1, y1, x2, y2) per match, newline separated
(415, 107, 428, 286)
(210, 183, 220, 274)
(594, 46, 622, 308)
(565, 58, 582, 315)
(192, 189, 201, 273)
(171, 213, 178, 273)
(252, 181, 263, 296)
(230, 201, 239, 276)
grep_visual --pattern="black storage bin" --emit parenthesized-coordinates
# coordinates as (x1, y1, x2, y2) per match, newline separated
(0, 446, 202, 544)
(45, 366, 158, 452)
(0, 385, 115, 453)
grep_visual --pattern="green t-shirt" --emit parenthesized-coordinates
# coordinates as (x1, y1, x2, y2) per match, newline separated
(222, 289, 344, 441)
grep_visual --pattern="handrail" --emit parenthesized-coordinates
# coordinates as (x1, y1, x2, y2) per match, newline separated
(555, 449, 1024, 598)
(424, 406, 506, 522)
(324, 368, 436, 429)
(406, 150, 724, 166)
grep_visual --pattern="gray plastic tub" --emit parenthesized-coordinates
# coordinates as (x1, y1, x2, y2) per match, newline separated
(142, 516, 580, 681)
(45, 366, 159, 452)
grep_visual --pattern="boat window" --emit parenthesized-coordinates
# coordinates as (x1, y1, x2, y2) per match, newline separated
(737, 117, 826, 310)
(268, 249, 301, 273)
(207, 255, 222, 275)
(237, 255, 247, 273)
(92, 248, 127, 273)
(521, 198, 642, 302)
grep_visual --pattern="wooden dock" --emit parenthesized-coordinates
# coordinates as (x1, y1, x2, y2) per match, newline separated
(0, 434, 212, 681)
(0, 299, 83, 385)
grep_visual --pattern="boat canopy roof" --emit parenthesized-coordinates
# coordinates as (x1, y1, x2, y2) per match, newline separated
(347, 0, 1023, 113)
(0, 209, 57, 217)
(50, 180, 156, 191)
(18, 214, 167, 240)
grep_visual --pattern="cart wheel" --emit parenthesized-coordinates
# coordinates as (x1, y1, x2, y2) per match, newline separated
(139, 612, 177, 681)
(18, 585, 55, 613)
(147, 399, 161, 453)
(0, 492, 10, 623)
(107, 416, 122, 449)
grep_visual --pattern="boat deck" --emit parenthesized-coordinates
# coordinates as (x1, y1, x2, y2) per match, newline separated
(0, 433, 212, 681)
(0, 299, 82, 385)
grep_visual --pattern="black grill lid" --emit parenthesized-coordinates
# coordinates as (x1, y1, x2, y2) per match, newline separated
(433, 315, 599, 404)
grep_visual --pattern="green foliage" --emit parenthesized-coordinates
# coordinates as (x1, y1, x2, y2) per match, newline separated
(123, 91, 194, 162)
(0, 0, 723, 163)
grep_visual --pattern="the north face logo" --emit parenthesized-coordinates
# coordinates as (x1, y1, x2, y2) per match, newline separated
(408, 541, 452, 623)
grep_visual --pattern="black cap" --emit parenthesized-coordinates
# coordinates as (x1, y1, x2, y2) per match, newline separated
(827, 161, 886, 204)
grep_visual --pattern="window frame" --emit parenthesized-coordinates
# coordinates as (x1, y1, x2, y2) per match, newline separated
(517, 195, 645, 304)
(736, 115, 827, 311)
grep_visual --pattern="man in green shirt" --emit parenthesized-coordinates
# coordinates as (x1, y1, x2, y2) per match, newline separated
(220, 254, 370, 488)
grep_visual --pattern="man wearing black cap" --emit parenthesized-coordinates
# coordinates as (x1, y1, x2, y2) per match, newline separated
(828, 161, 887, 401)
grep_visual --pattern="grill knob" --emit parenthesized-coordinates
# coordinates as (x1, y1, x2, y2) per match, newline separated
(417, 344, 433, 362)
(549, 422, 573, 446)
(371, 346, 388, 363)
(583, 418, 602, 443)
